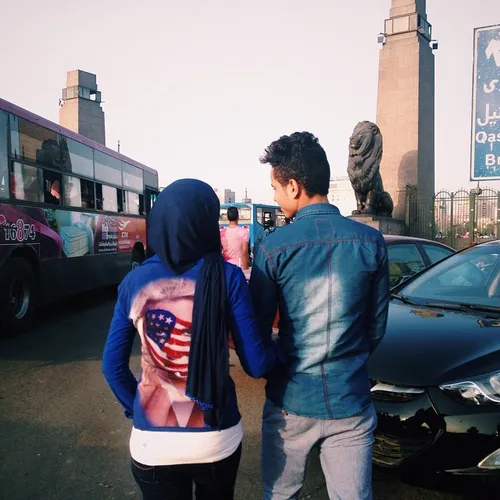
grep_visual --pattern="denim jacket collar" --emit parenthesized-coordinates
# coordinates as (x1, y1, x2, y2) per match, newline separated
(294, 203, 340, 221)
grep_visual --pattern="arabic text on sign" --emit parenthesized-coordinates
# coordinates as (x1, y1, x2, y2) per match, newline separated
(484, 79, 500, 94)
(486, 38, 500, 67)
(477, 103, 500, 127)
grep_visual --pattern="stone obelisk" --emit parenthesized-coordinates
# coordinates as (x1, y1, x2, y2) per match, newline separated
(59, 70, 106, 146)
(376, 0, 435, 221)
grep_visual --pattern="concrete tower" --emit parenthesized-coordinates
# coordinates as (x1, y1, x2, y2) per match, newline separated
(376, 0, 436, 220)
(59, 70, 106, 146)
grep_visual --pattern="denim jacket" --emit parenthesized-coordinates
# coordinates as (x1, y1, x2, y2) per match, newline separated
(249, 203, 389, 419)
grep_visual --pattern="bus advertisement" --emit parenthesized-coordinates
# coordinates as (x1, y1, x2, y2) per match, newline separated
(0, 98, 159, 335)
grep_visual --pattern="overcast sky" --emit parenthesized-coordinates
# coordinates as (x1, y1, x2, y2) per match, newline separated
(1, 0, 499, 202)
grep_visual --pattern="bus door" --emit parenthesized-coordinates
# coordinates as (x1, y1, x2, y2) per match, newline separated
(263, 209, 277, 233)
(255, 206, 278, 241)
(144, 188, 159, 258)
(145, 188, 159, 217)
(252, 207, 263, 249)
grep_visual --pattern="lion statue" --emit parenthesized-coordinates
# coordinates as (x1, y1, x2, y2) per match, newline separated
(347, 121, 393, 217)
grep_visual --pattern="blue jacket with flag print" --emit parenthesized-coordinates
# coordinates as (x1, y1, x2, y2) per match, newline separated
(102, 255, 281, 432)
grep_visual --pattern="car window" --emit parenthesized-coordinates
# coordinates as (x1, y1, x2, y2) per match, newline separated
(402, 246, 500, 306)
(433, 260, 489, 287)
(422, 244, 454, 264)
(387, 243, 426, 287)
(470, 253, 499, 280)
(436, 254, 499, 287)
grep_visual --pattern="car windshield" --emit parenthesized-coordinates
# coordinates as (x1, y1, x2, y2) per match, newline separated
(399, 243, 500, 308)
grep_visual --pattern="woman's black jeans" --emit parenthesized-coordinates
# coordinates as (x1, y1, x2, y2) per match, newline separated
(131, 444, 242, 500)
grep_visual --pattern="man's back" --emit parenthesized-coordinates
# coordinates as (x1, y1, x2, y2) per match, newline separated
(254, 131, 387, 500)
(249, 203, 389, 419)
(222, 225, 249, 267)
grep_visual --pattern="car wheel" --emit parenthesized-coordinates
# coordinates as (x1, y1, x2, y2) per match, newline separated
(0, 257, 36, 336)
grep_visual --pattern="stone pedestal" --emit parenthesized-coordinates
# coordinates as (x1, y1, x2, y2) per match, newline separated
(349, 215, 406, 235)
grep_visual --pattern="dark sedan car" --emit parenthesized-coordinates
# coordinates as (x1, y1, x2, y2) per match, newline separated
(369, 240, 500, 487)
(384, 235, 454, 287)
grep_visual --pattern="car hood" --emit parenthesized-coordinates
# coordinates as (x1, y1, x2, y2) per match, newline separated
(368, 301, 500, 386)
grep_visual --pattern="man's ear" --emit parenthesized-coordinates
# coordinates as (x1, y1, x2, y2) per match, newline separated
(288, 179, 302, 200)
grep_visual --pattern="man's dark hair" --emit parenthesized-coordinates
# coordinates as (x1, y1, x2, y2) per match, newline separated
(259, 131, 330, 196)
(227, 206, 239, 222)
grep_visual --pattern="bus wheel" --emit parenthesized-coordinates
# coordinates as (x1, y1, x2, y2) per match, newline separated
(131, 245, 146, 270)
(0, 258, 36, 336)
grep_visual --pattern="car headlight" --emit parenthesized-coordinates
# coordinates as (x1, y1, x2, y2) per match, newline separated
(479, 449, 500, 469)
(439, 372, 500, 406)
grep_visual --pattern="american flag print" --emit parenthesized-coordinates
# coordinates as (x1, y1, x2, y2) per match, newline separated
(145, 309, 192, 379)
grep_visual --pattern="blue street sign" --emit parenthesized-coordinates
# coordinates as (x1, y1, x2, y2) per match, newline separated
(471, 24, 500, 181)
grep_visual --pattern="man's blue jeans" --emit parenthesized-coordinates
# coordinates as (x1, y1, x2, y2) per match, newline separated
(261, 399, 377, 500)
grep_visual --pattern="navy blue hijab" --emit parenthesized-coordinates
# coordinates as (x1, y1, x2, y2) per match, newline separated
(147, 179, 229, 429)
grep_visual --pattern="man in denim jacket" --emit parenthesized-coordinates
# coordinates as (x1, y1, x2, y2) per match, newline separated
(249, 132, 390, 500)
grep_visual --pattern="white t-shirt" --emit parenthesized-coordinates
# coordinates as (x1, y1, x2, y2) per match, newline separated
(129, 421, 243, 466)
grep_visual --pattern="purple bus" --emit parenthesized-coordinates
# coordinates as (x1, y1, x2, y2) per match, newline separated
(0, 97, 159, 335)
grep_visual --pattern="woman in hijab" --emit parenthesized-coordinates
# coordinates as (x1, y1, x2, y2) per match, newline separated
(102, 179, 282, 500)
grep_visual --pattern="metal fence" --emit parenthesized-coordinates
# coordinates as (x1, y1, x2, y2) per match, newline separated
(407, 187, 500, 250)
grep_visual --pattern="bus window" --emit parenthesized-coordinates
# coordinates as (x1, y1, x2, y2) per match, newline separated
(144, 170, 159, 191)
(94, 150, 122, 187)
(60, 137, 94, 178)
(124, 191, 140, 215)
(220, 206, 251, 222)
(10, 116, 61, 169)
(81, 179, 95, 209)
(43, 169, 62, 205)
(122, 162, 143, 192)
(37, 139, 61, 170)
(0, 110, 8, 199)
(64, 175, 82, 207)
(239, 206, 251, 221)
(96, 183, 118, 212)
(12, 162, 43, 202)
(64, 175, 95, 209)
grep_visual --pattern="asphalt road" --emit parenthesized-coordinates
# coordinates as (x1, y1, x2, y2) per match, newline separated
(0, 288, 468, 500)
